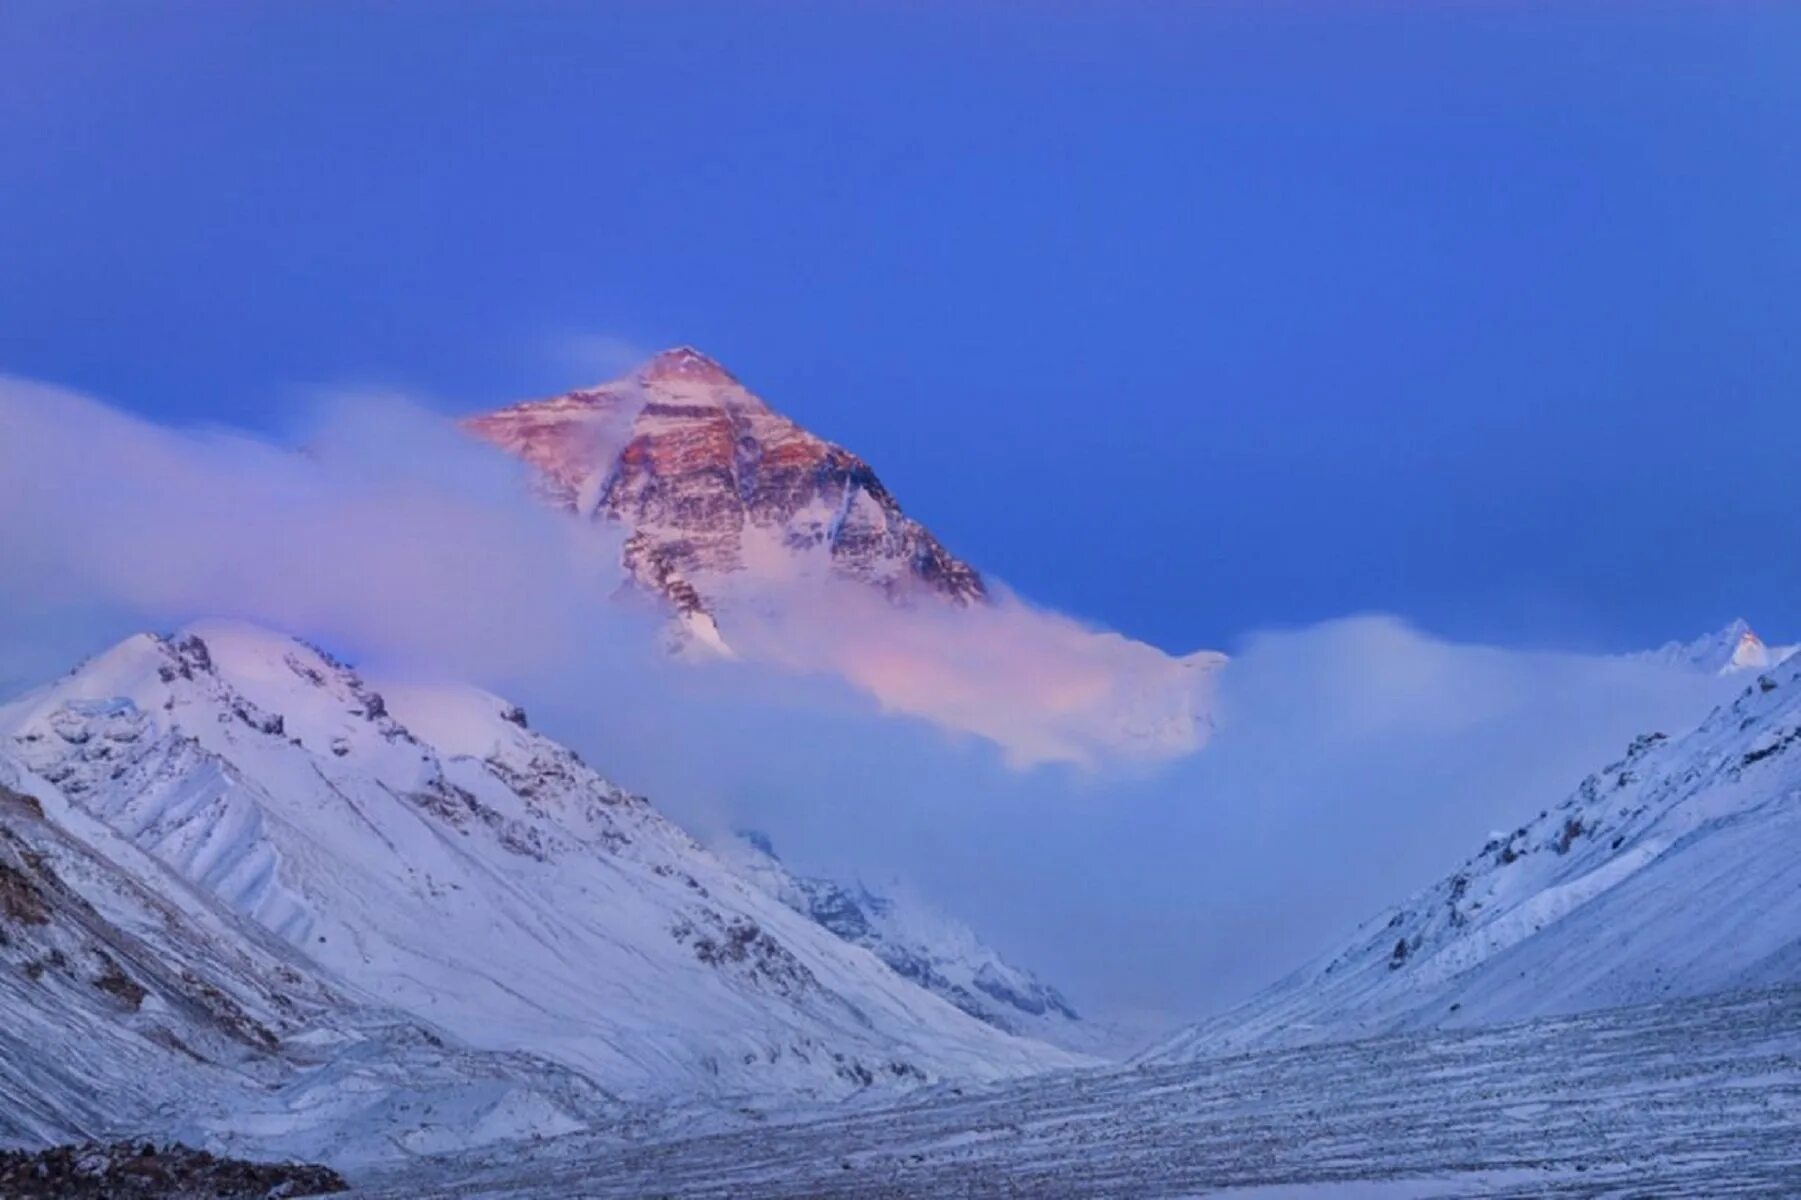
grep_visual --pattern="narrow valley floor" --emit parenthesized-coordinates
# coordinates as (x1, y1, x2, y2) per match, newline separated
(347, 986, 1801, 1199)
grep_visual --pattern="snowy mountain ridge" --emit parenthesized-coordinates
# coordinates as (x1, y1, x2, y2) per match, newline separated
(0, 621, 1079, 1153)
(1638, 617, 1796, 676)
(716, 833, 1133, 1055)
(1148, 633, 1801, 1062)
(465, 347, 985, 654)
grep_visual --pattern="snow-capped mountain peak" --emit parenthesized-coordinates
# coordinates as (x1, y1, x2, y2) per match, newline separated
(465, 348, 987, 629)
(1643, 618, 1796, 675)
(464, 349, 1226, 767)
(635, 345, 746, 390)
(1148, 641, 1801, 1063)
(0, 622, 1079, 1117)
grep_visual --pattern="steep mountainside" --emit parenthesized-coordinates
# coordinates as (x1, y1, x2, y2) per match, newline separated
(1149, 646, 1801, 1062)
(0, 760, 611, 1167)
(0, 624, 1076, 1114)
(467, 348, 983, 648)
(718, 833, 1125, 1055)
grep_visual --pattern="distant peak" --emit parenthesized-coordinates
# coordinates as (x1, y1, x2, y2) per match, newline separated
(1709, 618, 1766, 659)
(1726, 621, 1770, 670)
(636, 346, 739, 387)
(1648, 617, 1781, 675)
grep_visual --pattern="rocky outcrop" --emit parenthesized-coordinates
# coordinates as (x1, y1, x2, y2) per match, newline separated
(466, 348, 986, 628)
(0, 1142, 345, 1198)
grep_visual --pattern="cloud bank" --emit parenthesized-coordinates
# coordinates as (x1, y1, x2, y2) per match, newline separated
(0, 378, 643, 690)
(715, 575, 1220, 768)
(0, 377, 1736, 1033)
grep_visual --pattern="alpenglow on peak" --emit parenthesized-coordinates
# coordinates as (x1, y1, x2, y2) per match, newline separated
(635, 345, 742, 387)
(464, 347, 988, 640)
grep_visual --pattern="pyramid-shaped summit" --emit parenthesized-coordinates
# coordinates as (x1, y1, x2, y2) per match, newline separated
(466, 349, 987, 637)
(636, 345, 740, 386)
(1645, 618, 1796, 676)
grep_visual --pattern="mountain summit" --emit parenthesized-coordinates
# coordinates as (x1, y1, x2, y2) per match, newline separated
(469, 348, 1224, 766)
(1642, 618, 1797, 676)
(0, 622, 1078, 1127)
(467, 349, 986, 642)
(635, 345, 743, 387)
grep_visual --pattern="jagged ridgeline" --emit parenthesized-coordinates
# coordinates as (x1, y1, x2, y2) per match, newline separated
(0, 622, 1081, 1165)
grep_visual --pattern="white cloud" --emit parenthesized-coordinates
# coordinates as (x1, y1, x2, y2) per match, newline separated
(717, 575, 1220, 768)
(0, 377, 1737, 1032)
(545, 332, 652, 383)
(0, 377, 641, 686)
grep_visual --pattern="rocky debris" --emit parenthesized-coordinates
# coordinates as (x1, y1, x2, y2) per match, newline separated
(0, 1141, 346, 1198)
(0, 857, 50, 926)
(92, 954, 148, 1009)
(348, 987, 1801, 1200)
(677, 915, 818, 999)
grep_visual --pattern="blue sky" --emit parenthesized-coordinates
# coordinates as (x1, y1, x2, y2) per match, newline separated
(4, 1, 1798, 654)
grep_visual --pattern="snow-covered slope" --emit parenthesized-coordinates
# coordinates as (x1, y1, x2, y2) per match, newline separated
(1148, 648, 1801, 1062)
(0, 623, 1078, 1113)
(0, 758, 612, 1167)
(717, 833, 1126, 1055)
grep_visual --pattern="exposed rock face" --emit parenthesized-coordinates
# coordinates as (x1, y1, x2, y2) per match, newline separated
(466, 348, 986, 630)
(468, 348, 1225, 767)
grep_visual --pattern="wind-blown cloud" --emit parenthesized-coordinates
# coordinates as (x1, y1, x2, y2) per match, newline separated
(718, 575, 1220, 768)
